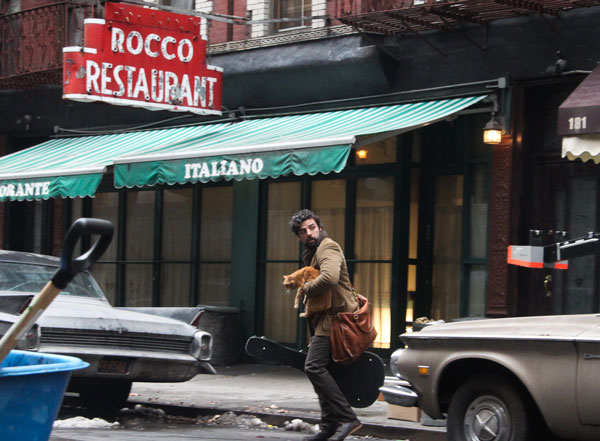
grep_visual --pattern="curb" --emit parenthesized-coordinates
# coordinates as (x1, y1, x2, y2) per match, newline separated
(127, 399, 447, 440)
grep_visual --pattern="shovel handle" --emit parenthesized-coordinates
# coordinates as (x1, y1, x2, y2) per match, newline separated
(53, 218, 114, 289)
(0, 218, 113, 365)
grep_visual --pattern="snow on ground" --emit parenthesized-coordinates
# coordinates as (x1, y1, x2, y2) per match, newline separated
(53, 416, 120, 429)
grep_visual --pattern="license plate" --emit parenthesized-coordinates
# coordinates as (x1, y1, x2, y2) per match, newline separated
(98, 359, 130, 374)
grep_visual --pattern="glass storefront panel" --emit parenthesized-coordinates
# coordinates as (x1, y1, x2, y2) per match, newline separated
(467, 264, 486, 317)
(355, 137, 396, 165)
(354, 263, 391, 348)
(406, 264, 416, 324)
(161, 188, 193, 306)
(431, 175, 463, 321)
(469, 163, 489, 259)
(91, 192, 119, 304)
(161, 263, 190, 306)
(311, 180, 345, 249)
(200, 187, 232, 261)
(355, 177, 393, 260)
(198, 186, 233, 304)
(264, 182, 301, 342)
(199, 263, 230, 306)
(266, 182, 301, 260)
(125, 191, 155, 306)
(409, 169, 419, 260)
(264, 262, 299, 342)
(355, 176, 393, 348)
(124, 263, 153, 306)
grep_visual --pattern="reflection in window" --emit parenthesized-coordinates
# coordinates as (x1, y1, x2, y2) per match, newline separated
(198, 186, 233, 306)
(311, 180, 345, 249)
(354, 177, 393, 348)
(125, 191, 155, 306)
(272, 0, 311, 31)
(264, 182, 301, 342)
(431, 175, 463, 321)
(355, 137, 397, 165)
(91, 192, 119, 305)
(158, 0, 194, 8)
(161, 188, 193, 306)
(468, 164, 489, 259)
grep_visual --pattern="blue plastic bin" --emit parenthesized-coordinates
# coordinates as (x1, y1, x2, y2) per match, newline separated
(0, 350, 89, 441)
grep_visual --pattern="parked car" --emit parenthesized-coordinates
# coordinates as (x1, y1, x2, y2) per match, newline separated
(0, 310, 40, 351)
(380, 315, 600, 441)
(0, 250, 213, 413)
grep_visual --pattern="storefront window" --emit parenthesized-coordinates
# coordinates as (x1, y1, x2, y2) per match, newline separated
(264, 182, 301, 343)
(124, 191, 155, 306)
(431, 175, 463, 321)
(311, 180, 345, 248)
(91, 192, 119, 305)
(467, 264, 486, 316)
(198, 186, 233, 306)
(161, 188, 192, 306)
(468, 163, 489, 259)
(405, 167, 420, 328)
(355, 137, 396, 165)
(353, 176, 393, 348)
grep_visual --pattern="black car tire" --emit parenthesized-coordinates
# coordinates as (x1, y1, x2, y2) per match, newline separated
(78, 380, 133, 415)
(447, 374, 529, 441)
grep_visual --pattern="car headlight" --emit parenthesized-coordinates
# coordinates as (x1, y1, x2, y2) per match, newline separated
(17, 325, 40, 351)
(190, 330, 212, 361)
(0, 322, 40, 352)
(390, 347, 408, 379)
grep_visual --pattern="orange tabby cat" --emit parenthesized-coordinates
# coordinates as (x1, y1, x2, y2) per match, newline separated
(282, 266, 332, 318)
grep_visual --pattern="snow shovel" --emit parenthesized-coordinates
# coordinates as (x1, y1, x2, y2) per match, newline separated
(0, 217, 113, 364)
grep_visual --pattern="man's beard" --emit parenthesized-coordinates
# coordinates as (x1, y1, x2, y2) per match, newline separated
(305, 237, 318, 248)
(305, 230, 326, 249)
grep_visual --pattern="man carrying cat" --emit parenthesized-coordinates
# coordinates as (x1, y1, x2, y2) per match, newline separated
(289, 209, 361, 441)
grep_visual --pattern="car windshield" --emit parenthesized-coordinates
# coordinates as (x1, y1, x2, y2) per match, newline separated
(0, 262, 106, 299)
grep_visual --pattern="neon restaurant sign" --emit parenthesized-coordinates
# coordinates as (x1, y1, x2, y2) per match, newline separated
(62, 2, 223, 115)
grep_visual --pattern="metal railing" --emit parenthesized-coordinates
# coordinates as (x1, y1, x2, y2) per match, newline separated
(0, 1, 95, 88)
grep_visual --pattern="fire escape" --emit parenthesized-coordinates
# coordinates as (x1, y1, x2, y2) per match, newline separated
(0, 1, 96, 89)
(336, 0, 600, 37)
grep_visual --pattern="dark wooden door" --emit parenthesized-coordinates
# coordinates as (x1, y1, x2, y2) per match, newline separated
(524, 158, 600, 316)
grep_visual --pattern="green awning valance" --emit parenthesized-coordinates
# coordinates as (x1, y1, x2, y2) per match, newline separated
(0, 95, 486, 200)
(115, 144, 351, 187)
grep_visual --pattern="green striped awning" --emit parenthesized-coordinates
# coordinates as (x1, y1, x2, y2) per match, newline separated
(114, 95, 486, 188)
(0, 96, 485, 201)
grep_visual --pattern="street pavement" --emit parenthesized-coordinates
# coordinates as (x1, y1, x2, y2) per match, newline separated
(127, 362, 447, 440)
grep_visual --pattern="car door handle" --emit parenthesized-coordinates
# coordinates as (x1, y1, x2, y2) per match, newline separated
(544, 275, 552, 298)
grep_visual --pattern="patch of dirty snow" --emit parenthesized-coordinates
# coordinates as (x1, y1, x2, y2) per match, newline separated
(53, 417, 119, 429)
(284, 418, 319, 433)
(119, 404, 166, 419)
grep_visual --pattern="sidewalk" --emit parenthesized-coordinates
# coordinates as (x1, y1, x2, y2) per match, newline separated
(129, 363, 447, 440)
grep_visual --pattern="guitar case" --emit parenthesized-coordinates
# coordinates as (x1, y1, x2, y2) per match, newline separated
(245, 336, 384, 408)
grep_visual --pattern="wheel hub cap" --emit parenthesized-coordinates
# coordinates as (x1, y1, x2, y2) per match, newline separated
(464, 395, 510, 441)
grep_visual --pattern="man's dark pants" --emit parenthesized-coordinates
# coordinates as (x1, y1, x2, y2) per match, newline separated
(305, 335, 357, 428)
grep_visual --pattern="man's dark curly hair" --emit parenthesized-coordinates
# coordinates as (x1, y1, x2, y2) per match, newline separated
(289, 209, 322, 236)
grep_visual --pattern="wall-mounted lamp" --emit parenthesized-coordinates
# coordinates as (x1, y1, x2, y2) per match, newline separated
(356, 149, 368, 159)
(483, 115, 503, 144)
(483, 94, 504, 145)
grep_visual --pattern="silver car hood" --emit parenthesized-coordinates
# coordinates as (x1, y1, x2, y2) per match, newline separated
(405, 314, 600, 341)
(39, 296, 196, 335)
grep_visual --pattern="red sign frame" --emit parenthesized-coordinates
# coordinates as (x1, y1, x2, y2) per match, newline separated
(63, 2, 222, 115)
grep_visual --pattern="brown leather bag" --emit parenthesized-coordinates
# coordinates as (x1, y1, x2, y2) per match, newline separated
(329, 293, 377, 365)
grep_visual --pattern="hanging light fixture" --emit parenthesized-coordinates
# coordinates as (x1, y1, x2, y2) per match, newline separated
(483, 114, 503, 144)
(483, 94, 504, 145)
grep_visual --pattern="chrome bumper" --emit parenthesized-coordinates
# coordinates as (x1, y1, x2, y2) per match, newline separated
(379, 377, 418, 407)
